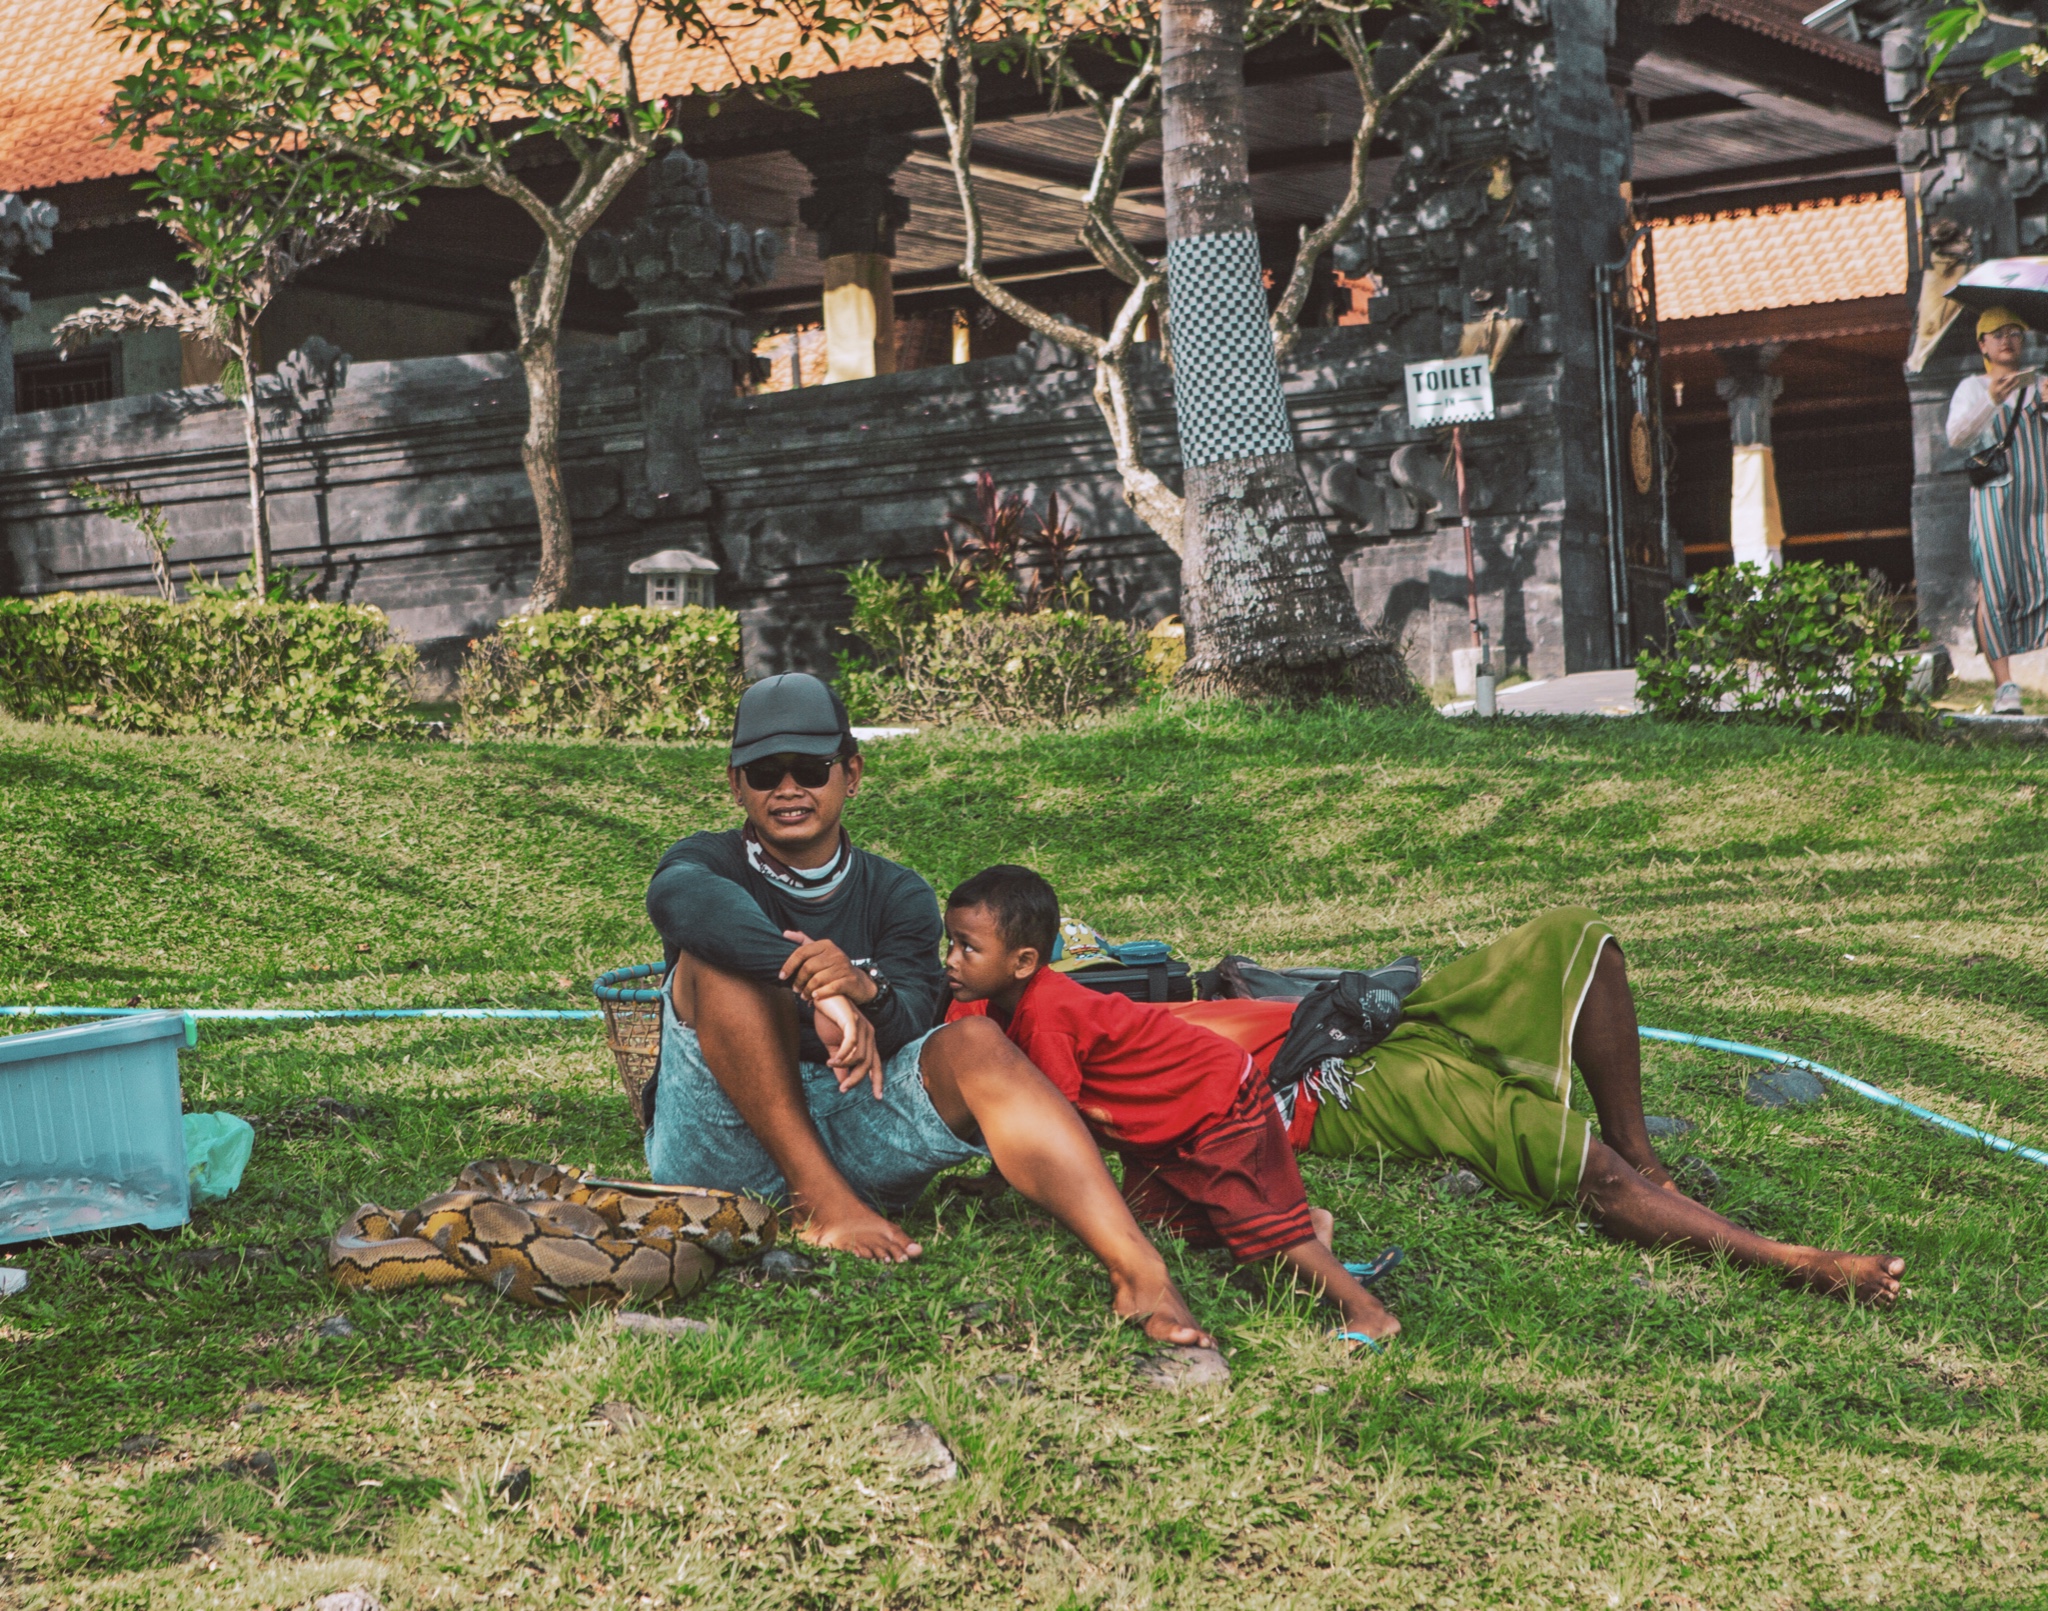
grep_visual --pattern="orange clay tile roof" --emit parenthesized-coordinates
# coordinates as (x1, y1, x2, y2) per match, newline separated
(0, 0, 924, 193)
(1651, 192, 1908, 322)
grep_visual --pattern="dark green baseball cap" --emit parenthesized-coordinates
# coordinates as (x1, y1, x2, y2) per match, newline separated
(729, 673, 854, 766)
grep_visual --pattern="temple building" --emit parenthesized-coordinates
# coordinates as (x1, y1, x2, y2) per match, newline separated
(3, 0, 2037, 689)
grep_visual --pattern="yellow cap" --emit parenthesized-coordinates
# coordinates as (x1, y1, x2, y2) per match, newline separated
(1977, 305, 2029, 337)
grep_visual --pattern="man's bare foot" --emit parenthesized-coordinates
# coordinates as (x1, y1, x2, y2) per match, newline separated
(1111, 1267, 1217, 1349)
(1337, 1289, 1401, 1349)
(1787, 1249, 1905, 1305)
(1309, 1206, 1335, 1248)
(790, 1197, 922, 1263)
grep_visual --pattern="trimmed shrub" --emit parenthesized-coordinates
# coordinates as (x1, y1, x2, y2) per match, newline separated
(836, 560, 1146, 727)
(457, 605, 743, 740)
(836, 475, 1151, 727)
(1636, 562, 1922, 731)
(0, 593, 417, 738)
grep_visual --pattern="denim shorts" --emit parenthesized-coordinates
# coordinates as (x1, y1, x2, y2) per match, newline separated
(642, 994, 987, 1214)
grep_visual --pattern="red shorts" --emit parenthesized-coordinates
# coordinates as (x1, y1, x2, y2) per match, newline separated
(1116, 1072, 1316, 1262)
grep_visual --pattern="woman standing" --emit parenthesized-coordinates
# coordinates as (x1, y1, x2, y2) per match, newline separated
(1947, 307, 2047, 714)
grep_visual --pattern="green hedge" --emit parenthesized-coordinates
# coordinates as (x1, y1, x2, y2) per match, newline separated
(0, 593, 417, 738)
(836, 559, 1147, 726)
(457, 605, 744, 740)
(1636, 561, 1921, 731)
(840, 606, 1147, 726)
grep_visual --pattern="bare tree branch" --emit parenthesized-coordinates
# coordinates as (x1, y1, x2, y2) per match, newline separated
(913, 0, 1184, 551)
(1270, 4, 1469, 351)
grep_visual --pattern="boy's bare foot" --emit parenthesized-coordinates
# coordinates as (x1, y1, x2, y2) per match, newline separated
(1786, 1248, 1905, 1305)
(1338, 1288, 1402, 1349)
(1111, 1268, 1216, 1349)
(1309, 1206, 1336, 1248)
(791, 1196, 922, 1262)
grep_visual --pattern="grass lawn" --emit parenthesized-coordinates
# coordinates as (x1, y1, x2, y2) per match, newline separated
(2, 705, 2045, 1610)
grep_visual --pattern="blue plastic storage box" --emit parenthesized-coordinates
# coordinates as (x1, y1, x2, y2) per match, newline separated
(0, 1011, 196, 1245)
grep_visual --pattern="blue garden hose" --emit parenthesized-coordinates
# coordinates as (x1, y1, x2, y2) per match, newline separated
(1639, 1026, 2048, 1172)
(3, 1000, 2044, 1175)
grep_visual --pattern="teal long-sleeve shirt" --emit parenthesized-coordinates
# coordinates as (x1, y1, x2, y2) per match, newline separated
(645, 829, 947, 1064)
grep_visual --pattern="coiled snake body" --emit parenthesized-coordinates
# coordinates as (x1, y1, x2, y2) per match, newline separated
(328, 1159, 777, 1309)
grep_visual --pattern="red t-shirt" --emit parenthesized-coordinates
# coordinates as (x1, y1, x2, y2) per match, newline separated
(947, 967, 1251, 1147)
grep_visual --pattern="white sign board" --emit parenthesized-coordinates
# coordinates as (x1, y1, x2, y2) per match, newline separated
(1403, 357, 1495, 428)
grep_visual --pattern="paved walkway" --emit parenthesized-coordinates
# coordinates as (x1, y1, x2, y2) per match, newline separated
(1441, 668, 1640, 717)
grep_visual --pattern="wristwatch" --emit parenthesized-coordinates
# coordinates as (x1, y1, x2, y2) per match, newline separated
(850, 958, 895, 1013)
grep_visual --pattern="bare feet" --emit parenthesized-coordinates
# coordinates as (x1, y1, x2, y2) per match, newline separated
(1111, 1267, 1217, 1349)
(791, 1195, 922, 1263)
(1786, 1249, 1906, 1306)
(1337, 1288, 1402, 1349)
(1309, 1206, 1336, 1247)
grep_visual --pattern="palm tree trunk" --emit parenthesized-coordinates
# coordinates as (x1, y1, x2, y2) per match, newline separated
(1159, 0, 1412, 703)
(235, 323, 272, 597)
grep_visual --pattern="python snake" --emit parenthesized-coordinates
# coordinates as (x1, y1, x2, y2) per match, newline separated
(327, 1158, 777, 1309)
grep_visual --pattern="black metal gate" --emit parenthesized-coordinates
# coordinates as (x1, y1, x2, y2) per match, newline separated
(1592, 224, 1680, 666)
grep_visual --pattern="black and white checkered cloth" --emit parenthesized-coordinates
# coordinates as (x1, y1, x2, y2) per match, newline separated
(1165, 230, 1296, 468)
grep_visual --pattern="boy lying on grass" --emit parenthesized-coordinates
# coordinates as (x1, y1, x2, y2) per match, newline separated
(941, 866, 1402, 1350)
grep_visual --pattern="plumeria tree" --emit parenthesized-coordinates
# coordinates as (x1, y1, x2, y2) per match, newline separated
(54, 159, 396, 595)
(104, 0, 864, 613)
(909, 0, 1483, 698)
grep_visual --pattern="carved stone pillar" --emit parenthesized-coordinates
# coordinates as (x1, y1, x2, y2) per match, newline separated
(1325, 0, 1636, 680)
(1888, 10, 2048, 678)
(1717, 344, 1786, 569)
(0, 194, 58, 428)
(587, 150, 781, 548)
(793, 130, 912, 383)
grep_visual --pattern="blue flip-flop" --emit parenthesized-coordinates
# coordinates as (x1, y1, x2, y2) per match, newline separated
(1342, 1246, 1405, 1286)
(1335, 1329, 1394, 1353)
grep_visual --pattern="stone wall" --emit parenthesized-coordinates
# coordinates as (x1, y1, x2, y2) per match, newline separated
(0, 324, 1587, 690)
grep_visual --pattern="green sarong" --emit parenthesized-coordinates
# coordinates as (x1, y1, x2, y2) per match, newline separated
(1307, 907, 1614, 1210)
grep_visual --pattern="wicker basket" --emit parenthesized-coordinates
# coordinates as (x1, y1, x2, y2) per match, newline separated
(594, 962, 668, 1127)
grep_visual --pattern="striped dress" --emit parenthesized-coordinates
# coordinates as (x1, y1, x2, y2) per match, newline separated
(1949, 374, 2048, 659)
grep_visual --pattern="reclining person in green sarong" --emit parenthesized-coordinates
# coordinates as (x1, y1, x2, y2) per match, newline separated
(1284, 909, 1905, 1305)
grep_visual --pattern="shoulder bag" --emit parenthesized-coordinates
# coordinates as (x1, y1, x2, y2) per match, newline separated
(1968, 385, 2030, 487)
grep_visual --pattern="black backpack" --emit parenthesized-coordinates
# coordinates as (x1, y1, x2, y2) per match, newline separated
(1198, 954, 1423, 1093)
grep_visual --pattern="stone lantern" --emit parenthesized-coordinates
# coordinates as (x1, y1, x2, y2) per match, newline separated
(629, 548, 719, 610)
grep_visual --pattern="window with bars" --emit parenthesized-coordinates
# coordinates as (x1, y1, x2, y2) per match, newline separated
(14, 348, 120, 414)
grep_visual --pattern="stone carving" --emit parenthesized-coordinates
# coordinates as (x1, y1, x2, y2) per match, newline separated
(792, 130, 914, 260)
(271, 335, 350, 421)
(1716, 345, 1784, 449)
(0, 193, 59, 426)
(586, 149, 782, 518)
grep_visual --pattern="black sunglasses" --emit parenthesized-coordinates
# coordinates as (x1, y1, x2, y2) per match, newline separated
(740, 753, 840, 792)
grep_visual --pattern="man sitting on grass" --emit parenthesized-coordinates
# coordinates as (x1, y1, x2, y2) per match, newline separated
(643, 672, 1214, 1347)
(1195, 908, 1907, 1307)
(942, 865, 1402, 1350)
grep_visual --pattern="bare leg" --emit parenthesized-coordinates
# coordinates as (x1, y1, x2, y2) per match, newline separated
(1571, 940, 1680, 1192)
(1579, 1140, 1903, 1304)
(1279, 1212, 1400, 1346)
(919, 1018, 1215, 1348)
(1979, 598, 2013, 688)
(670, 955, 919, 1262)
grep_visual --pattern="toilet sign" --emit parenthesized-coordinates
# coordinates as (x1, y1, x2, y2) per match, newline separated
(1403, 356, 1495, 428)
